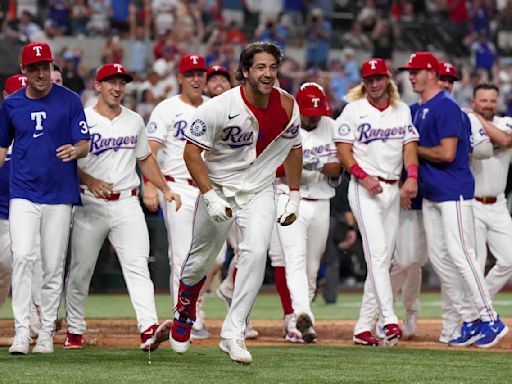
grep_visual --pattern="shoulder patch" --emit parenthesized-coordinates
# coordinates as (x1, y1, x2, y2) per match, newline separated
(190, 119, 207, 137)
(147, 122, 157, 134)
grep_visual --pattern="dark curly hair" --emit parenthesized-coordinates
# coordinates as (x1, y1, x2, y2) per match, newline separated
(234, 41, 283, 82)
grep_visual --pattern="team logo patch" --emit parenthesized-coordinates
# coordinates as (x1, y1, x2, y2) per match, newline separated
(281, 124, 300, 139)
(190, 119, 207, 137)
(147, 122, 157, 134)
(338, 124, 350, 136)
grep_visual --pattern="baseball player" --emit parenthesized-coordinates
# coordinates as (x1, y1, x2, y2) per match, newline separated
(170, 42, 302, 364)
(64, 63, 181, 351)
(205, 65, 232, 97)
(335, 58, 419, 347)
(468, 83, 512, 296)
(0, 42, 90, 355)
(270, 82, 341, 343)
(143, 53, 208, 311)
(401, 51, 507, 348)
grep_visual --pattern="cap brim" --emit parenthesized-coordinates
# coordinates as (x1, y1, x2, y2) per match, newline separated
(301, 108, 326, 117)
(22, 58, 54, 66)
(98, 73, 134, 83)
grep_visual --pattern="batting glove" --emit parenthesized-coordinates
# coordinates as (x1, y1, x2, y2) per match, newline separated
(202, 189, 233, 222)
(278, 190, 300, 226)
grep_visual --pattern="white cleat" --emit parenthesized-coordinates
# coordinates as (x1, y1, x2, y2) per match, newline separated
(32, 332, 54, 354)
(219, 338, 252, 365)
(170, 336, 190, 354)
(9, 334, 31, 355)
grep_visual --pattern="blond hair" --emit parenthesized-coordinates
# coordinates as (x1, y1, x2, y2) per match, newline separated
(345, 79, 400, 107)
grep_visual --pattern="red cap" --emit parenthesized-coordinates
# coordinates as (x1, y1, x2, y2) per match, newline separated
(296, 82, 328, 117)
(438, 61, 460, 80)
(178, 54, 206, 73)
(21, 42, 54, 66)
(399, 52, 439, 73)
(361, 58, 390, 78)
(4, 74, 27, 95)
(206, 65, 230, 81)
(95, 63, 133, 83)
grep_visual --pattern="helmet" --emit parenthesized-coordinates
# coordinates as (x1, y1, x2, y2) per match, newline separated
(296, 82, 328, 117)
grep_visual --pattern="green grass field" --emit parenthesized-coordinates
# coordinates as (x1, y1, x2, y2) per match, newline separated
(1, 292, 511, 383)
(2, 291, 512, 320)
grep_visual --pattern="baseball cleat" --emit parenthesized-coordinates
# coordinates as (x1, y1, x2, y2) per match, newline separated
(219, 338, 252, 364)
(245, 320, 259, 340)
(9, 333, 31, 355)
(353, 331, 379, 346)
(190, 326, 209, 340)
(383, 324, 402, 346)
(296, 313, 317, 343)
(63, 332, 84, 349)
(141, 320, 172, 351)
(449, 320, 481, 347)
(170, 317, 192, 354)
(474, 317, 509, 348)
(32, 332, 54, 354)
(284, 314, 303, 343)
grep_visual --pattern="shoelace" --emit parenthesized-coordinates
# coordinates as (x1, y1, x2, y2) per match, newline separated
(235, 339, 247, 350)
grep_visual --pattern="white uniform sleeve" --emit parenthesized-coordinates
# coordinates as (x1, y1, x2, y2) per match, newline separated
(468, 112, 493, 160)
(402, 106, 419, 144)
(135, 114, 152, 160)
(288, 101, 302, 149)
(146, 102, 168, 144)
(183, 99, 219, 150)
(333, 105, 356, 143)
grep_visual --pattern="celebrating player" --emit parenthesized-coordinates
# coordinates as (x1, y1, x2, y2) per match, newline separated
(169, 42, 302, 364)
(0, 42, 90, 355)
(270, 82, 341, 343)
(64, 63, 181, 351)
(469, 83, 512, 297)
(335, 58, 419, 347)
(205, 65, 232, 97)
(401, 51, 508, 348)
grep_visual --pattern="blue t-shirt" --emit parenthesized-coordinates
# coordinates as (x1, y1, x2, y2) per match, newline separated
(412, 90, 474, 202)
(0, 85, 90, 205)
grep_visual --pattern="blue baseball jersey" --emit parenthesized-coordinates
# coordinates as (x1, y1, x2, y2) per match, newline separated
(412, 90, 474, 202)
(0, 85, 90, 204)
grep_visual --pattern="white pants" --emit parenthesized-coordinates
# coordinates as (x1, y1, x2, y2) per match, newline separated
(181, 186, 275, 339)
(349, 180, 400, 334)
(390, 209, 428, 313)
(474, 194, 512, 296)
(274, 196, 330, 322)
(10, 199, 72, 336)
(422, 198, 495, 322)
(66, 195, 157, 334)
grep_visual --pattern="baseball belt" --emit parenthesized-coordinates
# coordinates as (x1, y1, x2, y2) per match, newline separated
(80, 188, 137, 201)
(475, 196, 497, 204)
(164, 175, 197, 187)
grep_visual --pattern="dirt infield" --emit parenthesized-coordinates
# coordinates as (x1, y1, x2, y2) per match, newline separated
(1, 319, 511, 352)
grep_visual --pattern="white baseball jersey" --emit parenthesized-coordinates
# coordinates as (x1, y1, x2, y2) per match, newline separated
(467, 112, 492, 159)
(334, 99, 418, 179)
(183, 86, 302, 198)
(146, 94, 209, 179)
(276, 116, 338, 200)
(80, 106, 151, 191)
(471, 116, 512, 197)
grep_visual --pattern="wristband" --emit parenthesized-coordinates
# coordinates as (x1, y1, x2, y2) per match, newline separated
(406, 164, 418, 180)
(349, 163, 369, 181)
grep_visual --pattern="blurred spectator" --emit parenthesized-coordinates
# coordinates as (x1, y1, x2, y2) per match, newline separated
(70, 0, 92, 36)
(468, 0, 493, 36)
(470, 31, 497, 76)
(204, 23, 227, 64)
(46, 0, 71, 36)
(447, 0, 469, 42)
(199, 0, 222, 27)
(371, 18, 399, 60)
(277, 56, 300, 94)
(153, 44, 177, 78)
(453, 69, 483, 108)
(390, 0, 415, 22)
(88, 0, 112, 36)
(5, 10, 42, 42)
(101, 34, 124, 64)
(173, 0, 204, 49)
(254, 14, 288, 52)
(81, 76, 98, 107)
(496, 0, 512, 53)
(329, 58, 350, 110)
(222, 0, 244, 25)
(152, 0, 177, 36)
(62, 53, 86, 94)
(136, 89, 157, 122)
(110, 0, 131, 37)
(305, 8, 331, 70)
(153, 28, 173, 60)
(259, 0, 283, 24)
(340, 20, 371, 51)
(128, 2, 151, 76)
(357, 0, 378, 32)
(307, 0, 334, 16)
(342, 48, 360, 84)
(226, 20, 246, 45)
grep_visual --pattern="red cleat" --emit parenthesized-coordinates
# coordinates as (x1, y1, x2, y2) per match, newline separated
(383, 323, 402, 346)
(63, 332, 84, 349)
(353, 331, 379, 346)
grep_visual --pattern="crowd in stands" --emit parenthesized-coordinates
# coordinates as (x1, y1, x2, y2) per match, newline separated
(0, 0, 511, 117)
